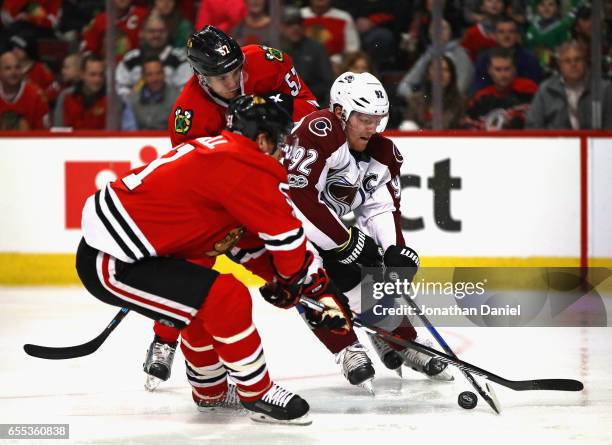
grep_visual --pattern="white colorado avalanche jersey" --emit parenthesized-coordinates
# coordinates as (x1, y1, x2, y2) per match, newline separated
(285, 109, 404, 251)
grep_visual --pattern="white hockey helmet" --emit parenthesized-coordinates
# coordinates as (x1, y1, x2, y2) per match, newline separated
(329, 71, 389, 132)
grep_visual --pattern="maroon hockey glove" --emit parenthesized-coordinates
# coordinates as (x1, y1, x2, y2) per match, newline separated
(260, 251, 314, 309)
(302, 268, 353, 335)
(332, 226, 384, 267)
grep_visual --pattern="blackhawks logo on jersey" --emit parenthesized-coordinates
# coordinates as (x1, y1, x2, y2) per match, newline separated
(174, 107, 193, 134)
(261, 45, 284, 62)
(205, 227, 245, 257)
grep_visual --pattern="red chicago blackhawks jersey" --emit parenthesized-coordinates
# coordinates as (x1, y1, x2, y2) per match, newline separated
(81, 131, 307, 278)
(169, 44, 319, 146)
(286, 109, 405, 251)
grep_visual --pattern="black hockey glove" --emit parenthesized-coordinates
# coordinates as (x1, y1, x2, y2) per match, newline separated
(332, 226, 384, 267)
(302, 268, 353, 335)
(260, 251, 314, 309)
(383, 245, 420, 284)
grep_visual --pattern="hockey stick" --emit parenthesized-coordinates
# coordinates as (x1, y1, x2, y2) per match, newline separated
(299, 297, 583, 392)
(23, 307, 130, 360)
(401, 295, 502, 414)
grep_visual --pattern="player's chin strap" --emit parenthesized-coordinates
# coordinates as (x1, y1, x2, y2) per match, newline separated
(299, 296, 583, 394)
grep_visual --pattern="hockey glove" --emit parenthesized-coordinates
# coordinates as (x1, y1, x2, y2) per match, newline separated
(332, 226, 384, 267)
(260, 251, 314, 309)
(383, 245, 420, 284)
(302, 268, 353, 335)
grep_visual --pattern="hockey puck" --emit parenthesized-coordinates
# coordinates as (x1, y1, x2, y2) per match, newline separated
(458, 391, 478, 409)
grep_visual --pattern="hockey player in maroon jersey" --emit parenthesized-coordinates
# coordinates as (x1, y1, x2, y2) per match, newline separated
(76, 94, 351, 425)
(275, 71, 454, 390)
(168, 25, 319, 146)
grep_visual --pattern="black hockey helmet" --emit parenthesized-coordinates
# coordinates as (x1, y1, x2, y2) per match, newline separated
(227, 93, 294, 150)
(186, 25, 244, 77)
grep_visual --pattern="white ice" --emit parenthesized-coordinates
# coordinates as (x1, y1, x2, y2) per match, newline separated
(1, 287, 610, 445)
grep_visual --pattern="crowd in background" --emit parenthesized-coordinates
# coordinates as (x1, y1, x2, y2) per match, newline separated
(0, 0, 611, 131)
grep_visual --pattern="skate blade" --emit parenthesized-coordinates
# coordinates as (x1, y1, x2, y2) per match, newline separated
(395, 367, 403, 378)
(144, 375, 162, 392)
(197, 405, 246, 413)
(359, 379, 375, 396)
(249, 412, 312, 426)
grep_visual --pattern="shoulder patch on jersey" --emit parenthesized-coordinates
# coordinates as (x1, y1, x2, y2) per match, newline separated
(260, 45, 284, 62)
(308, 117, 333, 137)
(174, 106, 193, 134)
(393, 143, 403, 163)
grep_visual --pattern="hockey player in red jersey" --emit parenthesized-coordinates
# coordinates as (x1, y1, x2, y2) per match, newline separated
(168, 25, 319, 146)
(76, 94, 351, 425)
(143, 25, 322, 391)
(276, 72, 454, 390)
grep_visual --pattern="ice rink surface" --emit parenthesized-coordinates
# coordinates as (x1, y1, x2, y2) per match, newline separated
(1, 287, 610, 445)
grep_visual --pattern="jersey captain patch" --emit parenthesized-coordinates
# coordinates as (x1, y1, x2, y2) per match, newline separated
(174, 107, 193, 134)
(260, 45, 284, 62)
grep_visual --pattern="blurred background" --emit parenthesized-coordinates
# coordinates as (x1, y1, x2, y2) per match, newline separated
(0, 0, 610, 131)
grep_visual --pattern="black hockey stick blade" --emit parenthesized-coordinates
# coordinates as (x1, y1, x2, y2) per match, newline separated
(356, 319, 584, 392)
(23, 307, 130, 360)
(299, 297, 584, 393)
(400, 294, 501, 414)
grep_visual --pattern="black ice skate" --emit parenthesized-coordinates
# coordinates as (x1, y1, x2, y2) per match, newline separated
(335, 342, 376, 394)
(367, 332, 404, 377)
(400, 336, 454, 381)
(241, 383, 311, 425)
(143, 336, 177, 391)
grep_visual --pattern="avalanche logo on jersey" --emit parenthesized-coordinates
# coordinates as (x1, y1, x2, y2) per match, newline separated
(261, 46, 284, 62)
(324, 169, 360, 216)
(174, 107, 193, 134)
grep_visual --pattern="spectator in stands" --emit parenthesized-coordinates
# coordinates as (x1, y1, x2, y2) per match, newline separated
(232, 0, 275, 46)
(195, 0, 246, 34)
(60, 54, 83, 89)
(0, 51, 49, 130)
(461, 0, 506, 61)
(464, 47, 538, 129)
(342, 0, 398, 71)
(398, 19, 473, 97)
(301, 0, 360, 70)
(341, 51, 375, 75)
(115, 14, 191, 98)
(8, 33, 59, 104)
(0, 0, 59, 47)
(473, 16, 541, 93)
(81, 0, 148, 60)
(122, 56, 179, 130)
(58, 0, 105, 49)
(462, 0, 525, 26)
(401, 0, 464, 66)
(526, 0, 584, 74)
(280, 6, 333, 107)
(401, 55, 466, 130)
(53, 54, 107, 129)
(151, 0, 193, 49)
(526, 41, 612, 129)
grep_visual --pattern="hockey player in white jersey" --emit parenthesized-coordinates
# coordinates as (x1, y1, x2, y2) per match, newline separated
(278, 72, 453, 390)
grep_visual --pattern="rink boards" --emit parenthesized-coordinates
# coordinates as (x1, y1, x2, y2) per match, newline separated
(0, 132, 610, 284)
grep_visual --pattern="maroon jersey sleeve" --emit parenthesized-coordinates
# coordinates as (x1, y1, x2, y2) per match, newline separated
(285, 110, 351, 250)
(242, 45, 319, 121)
(168, 76, 227, 146)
